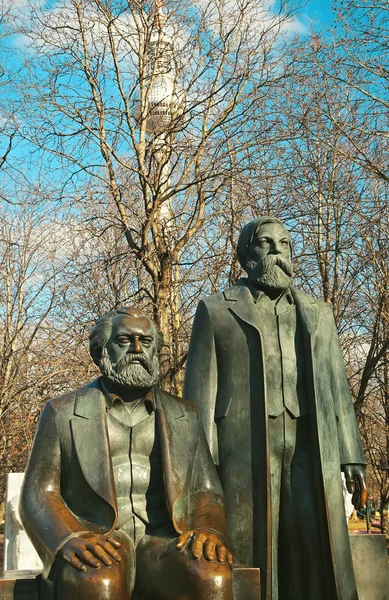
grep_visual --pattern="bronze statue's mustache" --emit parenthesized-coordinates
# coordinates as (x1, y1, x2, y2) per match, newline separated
(115, 353, 152, 374)
(261, 254, 293, 277)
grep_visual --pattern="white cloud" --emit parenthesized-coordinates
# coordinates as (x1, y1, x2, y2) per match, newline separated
(8, 0, 140, 58)
(190, 0, 307, 38)
(1, 0, 45, 20)
(8, 0, 306, 54)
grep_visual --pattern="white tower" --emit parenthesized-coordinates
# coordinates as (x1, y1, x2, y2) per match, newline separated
(133, 0, 177, 226)
(142, 31, 175, 133)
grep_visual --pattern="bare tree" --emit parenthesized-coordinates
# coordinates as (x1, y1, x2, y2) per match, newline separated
(4, 0, 303, 385)
(0, 202, 71, 502)
(313, 0, 389, 183)
(352, 191, 389, 537)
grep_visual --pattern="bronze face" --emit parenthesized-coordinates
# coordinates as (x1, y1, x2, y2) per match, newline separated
(105, 315, 156, 368)
(245, 222, 293, 291)
(99, 314, 161, 390)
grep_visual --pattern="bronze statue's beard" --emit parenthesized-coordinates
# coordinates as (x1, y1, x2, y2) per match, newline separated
(247, 255, 293, 291)
(99, 349, 160, 388)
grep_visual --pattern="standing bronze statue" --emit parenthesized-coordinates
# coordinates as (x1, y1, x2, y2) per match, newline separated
(20, 307, 233, 600)
(184, 217, 368, 600)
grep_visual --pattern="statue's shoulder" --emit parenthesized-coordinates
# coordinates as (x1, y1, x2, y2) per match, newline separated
(199, 290, 225, 308)
(46, 379, 101, 415)
(155, 387, 198, 415)
(200, 279, 247, 308)
(292, 287, 331, 310)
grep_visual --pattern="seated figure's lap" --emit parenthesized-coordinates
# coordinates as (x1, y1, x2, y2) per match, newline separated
(134, 534, 233, 600)
(51, 532, 232, 600)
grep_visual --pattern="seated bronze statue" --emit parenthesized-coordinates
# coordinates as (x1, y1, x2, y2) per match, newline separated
(20, 307, 233, 600)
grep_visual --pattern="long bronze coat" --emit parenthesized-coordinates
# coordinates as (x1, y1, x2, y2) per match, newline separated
(20, 380, 227, 586)
(184, 280, 366, 600)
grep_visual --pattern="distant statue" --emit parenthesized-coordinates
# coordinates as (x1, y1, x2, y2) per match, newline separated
(184, 216, 368, 600)
(20, 307, 233, 600)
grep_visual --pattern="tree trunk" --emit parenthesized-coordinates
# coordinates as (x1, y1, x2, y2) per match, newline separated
(153, 283, 171, 387)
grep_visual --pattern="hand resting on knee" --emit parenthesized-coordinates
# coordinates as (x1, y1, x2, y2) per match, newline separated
(176, 530, 232, 566)
(58, 533, 122, 571)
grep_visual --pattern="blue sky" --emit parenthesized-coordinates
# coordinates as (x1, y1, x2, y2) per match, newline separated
(0, 0, 338, 196)
(304, 0, 334, 26)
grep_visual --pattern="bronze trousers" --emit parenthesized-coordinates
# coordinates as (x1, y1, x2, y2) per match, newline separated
(49, 529, 233, 600)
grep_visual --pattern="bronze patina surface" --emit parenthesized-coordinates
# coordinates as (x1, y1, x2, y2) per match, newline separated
(20, 307, 233, 600)
(184, 217, 367, 600)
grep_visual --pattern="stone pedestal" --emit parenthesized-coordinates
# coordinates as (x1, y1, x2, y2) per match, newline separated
(350, 534, 389, 600)
(4, 474, 42, 572)
(0, 571, 39, 600)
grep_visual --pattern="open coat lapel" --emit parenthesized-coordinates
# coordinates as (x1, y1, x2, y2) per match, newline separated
(223, 280, 262, 332)
(154, 388, 190, 529)
(71, 379, 117, 517)
(224, 281, 320, 338)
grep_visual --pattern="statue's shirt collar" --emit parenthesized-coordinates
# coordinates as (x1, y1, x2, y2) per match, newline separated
(100, 379, 155, 427)
(244, 281, 294, 311)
